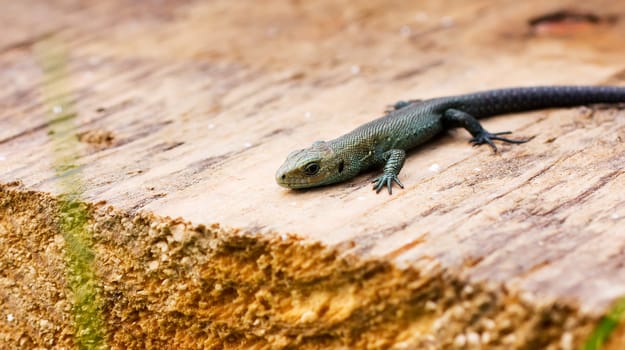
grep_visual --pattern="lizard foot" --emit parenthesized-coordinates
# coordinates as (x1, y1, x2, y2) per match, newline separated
(372, 173, 404, 194)
(470, 131, 530, 152)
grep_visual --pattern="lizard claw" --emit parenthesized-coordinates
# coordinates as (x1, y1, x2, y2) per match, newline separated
(372, 173, 404, 194)
(470, 131, 529, 153)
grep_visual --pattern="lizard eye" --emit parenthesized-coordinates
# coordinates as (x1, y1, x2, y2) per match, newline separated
(303, 162, 320, 176)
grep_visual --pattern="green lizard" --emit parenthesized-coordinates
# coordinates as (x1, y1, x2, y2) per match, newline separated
(276, 86, 625, 194)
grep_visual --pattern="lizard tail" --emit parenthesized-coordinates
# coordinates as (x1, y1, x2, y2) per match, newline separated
(455, 85, 625, 118)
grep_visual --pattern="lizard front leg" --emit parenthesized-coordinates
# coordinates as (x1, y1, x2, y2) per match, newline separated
(372, 149, 405, 194)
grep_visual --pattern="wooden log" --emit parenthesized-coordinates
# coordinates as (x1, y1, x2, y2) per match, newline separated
(1, 0, 625, 348)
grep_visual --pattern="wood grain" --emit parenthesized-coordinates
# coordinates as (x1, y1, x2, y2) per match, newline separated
(1, 0, 625, 348)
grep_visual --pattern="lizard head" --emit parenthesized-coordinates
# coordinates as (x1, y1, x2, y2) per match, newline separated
(276, 140, 346, 189)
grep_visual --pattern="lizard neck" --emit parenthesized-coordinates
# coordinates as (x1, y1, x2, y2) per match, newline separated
(325, 134, 378, 181)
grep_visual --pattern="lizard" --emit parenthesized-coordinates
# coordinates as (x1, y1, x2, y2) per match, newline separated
(275, 86, 625, 194)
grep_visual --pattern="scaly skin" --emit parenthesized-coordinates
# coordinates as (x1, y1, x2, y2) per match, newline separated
(276, 86, 625, 194)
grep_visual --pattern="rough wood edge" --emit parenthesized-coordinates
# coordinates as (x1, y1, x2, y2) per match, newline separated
(1, 182, 618, 349)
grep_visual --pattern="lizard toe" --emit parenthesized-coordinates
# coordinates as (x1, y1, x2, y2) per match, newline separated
(470, 130, 529, 152)
(372, 174, 403, 195)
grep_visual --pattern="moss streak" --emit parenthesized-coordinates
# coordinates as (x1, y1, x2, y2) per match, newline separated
(36, 37, 108, 349)
(582, 296, 625, 350)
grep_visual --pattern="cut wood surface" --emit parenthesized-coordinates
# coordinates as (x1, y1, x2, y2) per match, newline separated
(1, 0, 625, 349)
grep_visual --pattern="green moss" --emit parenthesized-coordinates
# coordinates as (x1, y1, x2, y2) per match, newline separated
(582, 296, 625, 350)
(37, 37, 108, 350)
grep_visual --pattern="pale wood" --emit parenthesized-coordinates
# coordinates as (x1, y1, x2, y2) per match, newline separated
(1, 0, 625, 348)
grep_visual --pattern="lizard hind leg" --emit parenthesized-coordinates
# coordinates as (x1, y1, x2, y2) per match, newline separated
(442, 108, 530, 152)
(384, 99, 422, 114)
